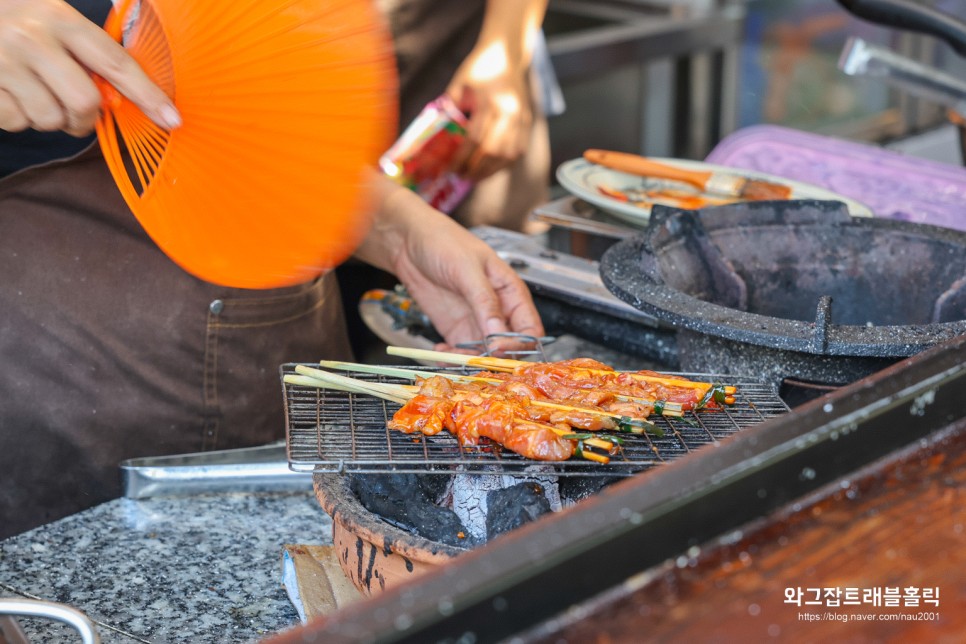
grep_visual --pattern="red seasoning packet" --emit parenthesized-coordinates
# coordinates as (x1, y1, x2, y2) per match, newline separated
(379, 95, 474, 214)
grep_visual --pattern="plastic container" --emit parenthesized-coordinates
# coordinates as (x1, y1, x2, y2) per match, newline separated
(705, 124, 966, 232)
(380, 95, 473, 213)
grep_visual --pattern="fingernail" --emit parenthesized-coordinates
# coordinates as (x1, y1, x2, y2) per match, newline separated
(158, 104, 182, 129)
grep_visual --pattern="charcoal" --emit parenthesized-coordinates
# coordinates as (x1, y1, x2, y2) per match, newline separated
(349, 473, 418, 500)
(486, 482, 552, 540)
(558, 476, 621, 504)
(349, 474, 476, 548)
(416, 472, 452, 503)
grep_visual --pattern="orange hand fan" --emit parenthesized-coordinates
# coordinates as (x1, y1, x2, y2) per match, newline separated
(96, 0, 397, 289)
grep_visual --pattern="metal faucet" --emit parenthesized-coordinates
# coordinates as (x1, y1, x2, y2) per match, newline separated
(838, 35, 966, 117)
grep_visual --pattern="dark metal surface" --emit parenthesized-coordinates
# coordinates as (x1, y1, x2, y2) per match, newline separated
(282, 365, 787, 477)
(473, 225, 655, 328)
(532, 194, 637, 241)
(267, 334, 966, 644)
(473, 225, 680, 365)
(600, 200, 966, 386)
(533, 295, 680, 367)
(544, 1, 744, 162)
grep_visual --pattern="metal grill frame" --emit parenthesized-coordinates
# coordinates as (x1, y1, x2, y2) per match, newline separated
(282, 364, 789, 476)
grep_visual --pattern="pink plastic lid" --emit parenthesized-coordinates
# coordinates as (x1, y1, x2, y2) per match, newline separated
(705, 125, 966, 232)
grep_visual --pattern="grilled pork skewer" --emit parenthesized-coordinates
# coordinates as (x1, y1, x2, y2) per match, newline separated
(320, 359, 685, 417)
(318, 360, 675, 431)
(384, 347, 737, 409)
(286, 368, 615, 463)
(296, 365, 623, 444)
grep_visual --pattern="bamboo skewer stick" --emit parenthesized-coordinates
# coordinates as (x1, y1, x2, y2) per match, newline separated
(294, 366, 425, 406)
(384, 346, 523, 370)
(319, 360, 684, 415)
(286, 372, 409, 405)
(319, 359, 503, 384)
(385, 346, 738, 398)
(318, 360, 680, 424)
(289, 367, 616, 459)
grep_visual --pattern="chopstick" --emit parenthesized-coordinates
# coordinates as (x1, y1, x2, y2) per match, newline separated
(384, 346, 738, 399)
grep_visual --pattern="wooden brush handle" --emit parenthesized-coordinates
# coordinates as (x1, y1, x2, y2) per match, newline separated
(584, 149, 712, 190)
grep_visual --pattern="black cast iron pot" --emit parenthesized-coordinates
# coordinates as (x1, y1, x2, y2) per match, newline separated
(599, 200, 966, 388)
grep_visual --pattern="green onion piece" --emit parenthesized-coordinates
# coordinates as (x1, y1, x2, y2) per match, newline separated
(617, 417, 646, 434)
(618, 417, 664, 438)
(562, 433, 594, 441)
(653, 400, 665, 415)
(697, 383, 726, 409)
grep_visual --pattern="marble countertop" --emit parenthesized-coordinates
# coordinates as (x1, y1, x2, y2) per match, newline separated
(0, 490, 329, 643)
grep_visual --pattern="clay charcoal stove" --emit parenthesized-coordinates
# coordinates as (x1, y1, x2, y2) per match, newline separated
(315, 466, 635, 595)
(282, 364, 788, 595)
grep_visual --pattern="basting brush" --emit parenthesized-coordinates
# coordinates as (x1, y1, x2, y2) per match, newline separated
(583, 149, 793, 201)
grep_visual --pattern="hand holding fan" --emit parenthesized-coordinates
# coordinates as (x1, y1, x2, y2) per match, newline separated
(95, 0, 398, 288)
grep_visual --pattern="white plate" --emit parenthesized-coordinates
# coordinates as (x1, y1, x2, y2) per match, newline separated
(556, 157, 874, 227)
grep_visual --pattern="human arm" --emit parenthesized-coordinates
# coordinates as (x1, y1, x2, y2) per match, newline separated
(0, 0, 180, 136)
(353, 171, 545, 349)
(445, 0, 548, 182)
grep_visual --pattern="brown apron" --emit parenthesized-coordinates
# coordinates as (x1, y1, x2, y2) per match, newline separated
(0, 145, 353, 537)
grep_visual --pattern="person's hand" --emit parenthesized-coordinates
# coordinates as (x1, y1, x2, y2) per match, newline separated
(443, 0, 547, 183)
(354, 173, 545, 350)
(445, 48, 532, 183)
(0, 0, 180, 136)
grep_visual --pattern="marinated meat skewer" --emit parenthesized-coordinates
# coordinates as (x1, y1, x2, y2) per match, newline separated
(286, 350, 742, 465)
(320, 360, 668, 435)
(483, 359, 729, 412)
(286, 369, 615, 463)
(409, 372, 622, 433)
(384, 348, 737, 409)
(389, 392, 578, 462)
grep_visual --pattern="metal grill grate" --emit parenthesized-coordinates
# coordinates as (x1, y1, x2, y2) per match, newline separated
(282, 364, 790, 476)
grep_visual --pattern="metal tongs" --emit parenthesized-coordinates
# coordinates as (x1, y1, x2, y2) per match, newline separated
(120, 441, 311, 499)
(840, 37, 966, 114)
(0, 599, 99, 644)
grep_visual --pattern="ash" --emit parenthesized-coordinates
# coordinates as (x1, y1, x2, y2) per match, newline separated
(449, 468, 562, 541)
